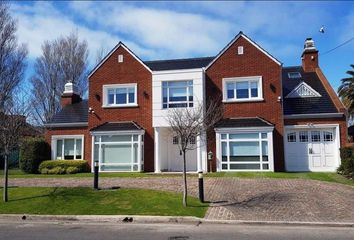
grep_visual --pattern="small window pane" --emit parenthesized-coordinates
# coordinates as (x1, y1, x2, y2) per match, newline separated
(229, 133, 259, 139)
(323, 131, 333, 142)
(133, 143, 138, 163)
(263, 164, 269, 170)
(108, 89, 115, 104)
(189, 136, 196, 145)
(221, 134, 227, 139)
(222, 164, 228, 170)
(133, 135, 138, 141)
(222, 142, 227, 162)
(116, 88, 127, 104)
(56, 140, 63, 159)
(261, 133, 267, 139)
(299, 131, 308, 142)
(128, 88, 135, 103)
(64, 139, 75, 160)
(287, 132, 296, 142)
(227, 83, 234, 99)
(76, 139, 82, 159)
(311, 131, 321, 142)
(236, 81, 249, 99)
(101, 135, 131, 142)
(230, 163, 260, 170)
(173, 136, 179, 145)
(250, 81, 258, 97)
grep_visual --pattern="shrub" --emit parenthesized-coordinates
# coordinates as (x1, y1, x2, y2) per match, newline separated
(39, 160, 89, 174)
(19, 138, 51, 173)
(338, 147, 354, 178)
(66, 166, 79, 174)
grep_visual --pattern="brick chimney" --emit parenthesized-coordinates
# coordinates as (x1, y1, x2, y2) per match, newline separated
(61, 81, 81, 107)
(301, 38, 319, 72)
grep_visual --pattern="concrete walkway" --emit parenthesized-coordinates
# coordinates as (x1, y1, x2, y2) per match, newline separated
(2, 177, 354, 222)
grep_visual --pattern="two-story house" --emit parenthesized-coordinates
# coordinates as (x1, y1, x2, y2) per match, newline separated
(45, 32, 347, 173)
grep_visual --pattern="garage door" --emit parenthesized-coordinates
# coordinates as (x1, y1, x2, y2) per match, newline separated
(285, 128, 338, 172)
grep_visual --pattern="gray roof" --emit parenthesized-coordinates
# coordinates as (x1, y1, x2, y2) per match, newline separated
(47, 100, 88, 125)
(144, 57, 214, 71)
(215, 117, 273, 128)
(282, 66, 338, 115)
(90, 121, 142, 132)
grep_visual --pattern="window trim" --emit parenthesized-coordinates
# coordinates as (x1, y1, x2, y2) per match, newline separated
(215, 127, 274, 172)
(102, 83, 138, 108)
(222, 76, 263, 103)
(92, 133, 144, 172)
(161, 80, 193, 109)
(51, 135, 84, 160)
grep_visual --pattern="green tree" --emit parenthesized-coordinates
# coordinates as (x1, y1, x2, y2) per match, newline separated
(338, 64, 354, 115)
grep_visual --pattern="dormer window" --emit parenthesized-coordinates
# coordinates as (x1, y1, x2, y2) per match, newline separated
(288, 72, 301, 79)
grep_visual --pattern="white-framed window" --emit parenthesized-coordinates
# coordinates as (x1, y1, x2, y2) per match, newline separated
(223, 76, 263, 102)
(52, 135, 84, 160)
(287, 132, 296, 142)
(299, 131, 308, 142)
(219, 132, 271, 171)
(93, 133, 144, 172)
(102, 83, 137, 107)
(172, 136, 179, 145)
(162, 80, 193, 109)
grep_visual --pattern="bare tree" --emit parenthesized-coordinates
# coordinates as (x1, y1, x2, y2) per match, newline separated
(95, 45, 109, 65)
(166, 98, 223, 207)
(30, 32, 89, 124)
(0, 2, 28, 111)
(0, 91, 30, 202)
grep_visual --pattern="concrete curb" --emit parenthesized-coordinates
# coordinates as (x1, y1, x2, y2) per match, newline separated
(0, 214, 353, 228)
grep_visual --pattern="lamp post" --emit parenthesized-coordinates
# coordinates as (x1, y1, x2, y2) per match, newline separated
(198, 171, 204, 203)
(207, 151, 213, 172)
(94, 161, 99, 190)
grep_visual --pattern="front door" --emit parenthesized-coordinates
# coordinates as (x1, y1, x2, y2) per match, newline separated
(167, 136, 197, 172)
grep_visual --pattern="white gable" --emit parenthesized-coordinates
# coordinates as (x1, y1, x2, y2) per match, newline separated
(286, 82, 321, 98)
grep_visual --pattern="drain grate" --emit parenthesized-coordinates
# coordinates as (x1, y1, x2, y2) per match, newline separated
(168, 236, 189, 240)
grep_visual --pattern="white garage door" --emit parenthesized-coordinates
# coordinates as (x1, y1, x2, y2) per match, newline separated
(285, 128, 339, 172)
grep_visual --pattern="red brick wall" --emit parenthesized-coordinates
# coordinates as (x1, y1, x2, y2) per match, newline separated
(88, 46, 154, 171)
(45, 127, 90, 164)
(302, 51, 319, 72)
(205, 36, 285, 171)
(284, 117, 348, 147)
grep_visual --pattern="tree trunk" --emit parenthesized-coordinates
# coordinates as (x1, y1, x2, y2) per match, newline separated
(3, 154, 8, 202)
(182, 150, 187, 207)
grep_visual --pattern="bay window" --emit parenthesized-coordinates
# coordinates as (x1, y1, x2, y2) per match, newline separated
(217, 131, 273, 171)
(223, 76, 262, 102)
(162, 80, 193, 108)
(93, 133, 144, 172)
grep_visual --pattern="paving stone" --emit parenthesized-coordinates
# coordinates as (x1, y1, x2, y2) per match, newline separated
(2, 177, 353, 222)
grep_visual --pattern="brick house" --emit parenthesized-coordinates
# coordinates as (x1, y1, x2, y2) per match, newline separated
(45, 32, 347, 173)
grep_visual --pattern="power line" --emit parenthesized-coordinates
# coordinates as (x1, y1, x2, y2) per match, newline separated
(321, 36, 354, 56)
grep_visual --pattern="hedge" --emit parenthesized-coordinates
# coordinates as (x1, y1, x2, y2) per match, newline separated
(338, 147, 354, 178)
(19, 138, 51, 174)
(39, 160, 90, 174)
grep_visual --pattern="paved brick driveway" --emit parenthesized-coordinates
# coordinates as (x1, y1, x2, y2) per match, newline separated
(2, 177, 354, 222)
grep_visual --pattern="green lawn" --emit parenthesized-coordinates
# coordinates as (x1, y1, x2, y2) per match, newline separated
(1, 169, 353, 186)
(0, 187, 207, 217)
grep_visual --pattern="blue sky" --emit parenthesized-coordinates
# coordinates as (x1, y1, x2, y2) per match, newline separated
(10, 1, 354, 91)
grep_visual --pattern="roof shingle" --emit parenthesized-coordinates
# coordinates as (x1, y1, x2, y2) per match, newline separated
(215, 117, 273, 128)
(144, 57, 214, 71)
(282, 66, 338, 115)
(47, 100, 88, 124)
(90, 121, 142, 132)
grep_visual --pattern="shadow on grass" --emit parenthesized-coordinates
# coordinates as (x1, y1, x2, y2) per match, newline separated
(7, 187, 59, 202)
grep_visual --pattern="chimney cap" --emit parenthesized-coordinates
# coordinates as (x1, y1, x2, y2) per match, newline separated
(63, 81, 77, 94)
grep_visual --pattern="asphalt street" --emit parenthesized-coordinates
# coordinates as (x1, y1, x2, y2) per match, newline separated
(0, 219, 353, 240)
